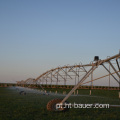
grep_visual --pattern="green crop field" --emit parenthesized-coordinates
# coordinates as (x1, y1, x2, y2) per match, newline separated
(0, 87, 120, 120)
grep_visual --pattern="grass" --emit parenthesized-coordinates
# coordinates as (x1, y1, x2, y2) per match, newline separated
(0, 87, 120, 120)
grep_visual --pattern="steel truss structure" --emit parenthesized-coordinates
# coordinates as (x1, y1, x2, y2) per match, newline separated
(17, 52, 120, 111)
(17, 53, 120, 89)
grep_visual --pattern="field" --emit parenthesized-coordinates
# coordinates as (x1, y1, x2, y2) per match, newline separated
(0, 87, 120, 120)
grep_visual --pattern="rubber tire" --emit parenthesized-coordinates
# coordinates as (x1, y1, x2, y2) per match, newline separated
(47, 98, 69, 112)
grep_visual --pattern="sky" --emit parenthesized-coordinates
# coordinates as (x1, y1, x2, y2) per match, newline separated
(0, 0, 120, 85)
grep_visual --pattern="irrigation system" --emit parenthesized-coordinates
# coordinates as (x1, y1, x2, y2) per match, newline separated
(17, 52, 120, 111)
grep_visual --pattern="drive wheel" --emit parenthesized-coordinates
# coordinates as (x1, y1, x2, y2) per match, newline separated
(47, 98, 69, 111)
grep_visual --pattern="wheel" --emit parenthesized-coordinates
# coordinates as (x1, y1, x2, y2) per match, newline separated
(47, 98, 69, 111)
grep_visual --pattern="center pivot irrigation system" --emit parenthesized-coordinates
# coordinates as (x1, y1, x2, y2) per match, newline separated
(17, 52, 120, 111)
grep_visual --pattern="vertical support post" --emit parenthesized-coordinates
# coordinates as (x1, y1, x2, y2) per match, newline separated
(90, 63, 93, 95)
(77, 90, 78, 95)
(91, 71, 93, 89)
(90, 90, 91, 95)
(75, 75, 76, 85)
(78, 67, 79, 83)
(75, 67, 77, 85)
(119, 57, 120, 92)
(63, 68, 66, 86)
(91, 62, 94, 89)
(64, 67, 67, 86)
(51, 72, 52, 87)
(109, 64, 110, 90)
(64, 79, 65, 86)
(46, 80, 47, 85)
(56, 69, 59, 85)
(119, 92, 120, 99)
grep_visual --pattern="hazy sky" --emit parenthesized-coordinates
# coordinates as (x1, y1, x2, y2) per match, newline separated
(0, 0, 120, 84)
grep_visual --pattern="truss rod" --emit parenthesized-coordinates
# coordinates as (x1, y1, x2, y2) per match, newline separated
(61, 67, 72, 79)
(68, 66, 79, 77)
(102, 64, 120, 84)
(116, 59, 120, 71)
(83, 70, 120, 85)
(108, 60, 120, 78)
(57, 72, 67, 81)
(73, 70, 120, 88)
